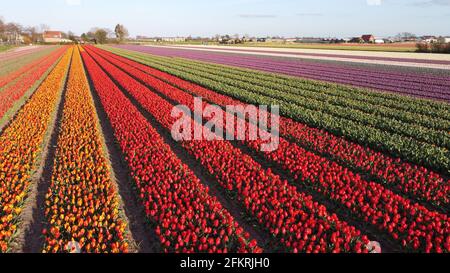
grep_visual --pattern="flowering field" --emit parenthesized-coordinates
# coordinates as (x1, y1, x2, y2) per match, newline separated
(0, 44, 448, 253)
(112, 45, 450, 101)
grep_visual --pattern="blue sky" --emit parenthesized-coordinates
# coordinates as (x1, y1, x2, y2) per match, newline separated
(1, 0, 449, 37)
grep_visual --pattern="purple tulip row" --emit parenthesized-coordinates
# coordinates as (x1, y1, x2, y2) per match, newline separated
(114, 45, 450, 102)
(178, 45, 450, 65)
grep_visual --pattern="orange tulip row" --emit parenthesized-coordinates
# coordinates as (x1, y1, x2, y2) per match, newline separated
(42, 46, 128, 253)
(0, 47, 73, 253)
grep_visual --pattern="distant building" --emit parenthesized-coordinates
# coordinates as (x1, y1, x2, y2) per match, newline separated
(43, 31, 62, 43)
(266, 38, 286, 43)
(361, 34, 375, 43)
(4, 31, 24, 45)
(421, 36, 438, 43)
(43, 31, 71, 43)
(136, 36, 159, 42)
(438, 37, 450, 43)
(374, 39, 385, 44)
(160, 37, 187, 42)
(219, 38, 243, 44)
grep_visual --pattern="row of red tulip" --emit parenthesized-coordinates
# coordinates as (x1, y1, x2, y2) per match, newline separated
(86, 46, 449, 253)
(42, 47, 129, 253)
(0, 47, 59, 89)
(84, 46, 372, 253)
(81, 49, 260, 253)
(0, 47, 72, 253)
(0, 47, 67, 122)
(95, 46, 449, 208)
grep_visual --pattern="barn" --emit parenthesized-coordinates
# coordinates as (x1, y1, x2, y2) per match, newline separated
(42, 31, 71, 43)
(361, 34, 375, 43)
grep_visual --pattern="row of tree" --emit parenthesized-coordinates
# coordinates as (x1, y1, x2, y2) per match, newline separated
(416, 42, 450, 53)
(0, 16, 81, 44)
(80, 24, 129, 44)
(1, 15, 129, 45)
(1, 16, 50, 44)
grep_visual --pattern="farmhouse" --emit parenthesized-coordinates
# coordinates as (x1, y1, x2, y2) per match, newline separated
(43, 31, 62, 43)
(43, 31, 72, 43)
(361, 34, 375, 43)
(3, 31, 24, 45)
(421, 36, 438, 43)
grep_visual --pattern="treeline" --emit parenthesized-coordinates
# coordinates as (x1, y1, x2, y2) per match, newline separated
(1, 15, 129, 45)
(0, 16, 78, 44)
(80, 24, 129, 44)
(416, 42, 450, 54)
(0, 17, 43, 44)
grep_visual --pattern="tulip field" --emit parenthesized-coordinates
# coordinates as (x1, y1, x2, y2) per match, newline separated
(0, 45, 448, 253)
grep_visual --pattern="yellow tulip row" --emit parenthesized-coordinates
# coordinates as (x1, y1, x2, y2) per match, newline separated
(42, 46, 128, 253)
(0, 46, 73, 253)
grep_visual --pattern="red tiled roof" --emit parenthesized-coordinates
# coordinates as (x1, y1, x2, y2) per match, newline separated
(43, 31, 62, 38)
(361, 35, 374, 40)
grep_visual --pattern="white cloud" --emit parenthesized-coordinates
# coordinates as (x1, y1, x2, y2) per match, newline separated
(367, 0, 383, 5)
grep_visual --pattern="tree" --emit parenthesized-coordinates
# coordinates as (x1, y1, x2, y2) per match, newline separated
(25, 26, 40, 43)
(94, 29, 108, 44)
(68, 31, 77, 43)
(396, 32, 416, 42)
(0, 17, 4, 34)
(39, 24, 50, 33)
(81, 33, 89, 42)
(0, 17, 5, 42)
(6, 22, 22, 33)
(114, 24, 129, 42)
